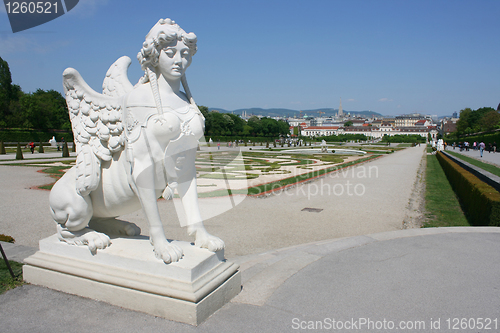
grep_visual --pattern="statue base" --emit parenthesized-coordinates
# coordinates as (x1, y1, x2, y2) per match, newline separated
(23, 235, 241, 326)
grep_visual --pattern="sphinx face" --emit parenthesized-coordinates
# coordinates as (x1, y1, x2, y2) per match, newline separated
(158, 39, 192, 81)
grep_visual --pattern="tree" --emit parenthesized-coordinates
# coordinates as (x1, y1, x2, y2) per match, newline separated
(277, 120, 290, 136)
(228, 113, 244, 134)
(480, 110, 500, 132)
(197, 108, 288, 138)
(242, 124, 252, 136)
(208, 112, 225, 135)
(247, 116, 261, 136)
(0, 57, 14, 125)
(344, 121, 353, 127)
(198, 105, 209, 118)
(470, 107, 493, 132)
(456, 108, 472, 135)
(222, 114, 234, 131)
(456, 107, 497, 136)
(21, 89, 69, 130)
(260, 117, 279, 136)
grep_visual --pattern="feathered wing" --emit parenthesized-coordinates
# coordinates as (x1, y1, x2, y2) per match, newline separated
(102, 56, 134, 97)
(63, 57, 133, 196)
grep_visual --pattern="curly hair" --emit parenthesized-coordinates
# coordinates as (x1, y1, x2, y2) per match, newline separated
(137, 18, 197, 73)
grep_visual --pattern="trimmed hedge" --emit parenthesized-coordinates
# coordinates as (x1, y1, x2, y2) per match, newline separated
(0, 129, 73, 143)
(436, 151, 500, 226)
(446, 131, 500, 148)
(204, 136, 278, 143)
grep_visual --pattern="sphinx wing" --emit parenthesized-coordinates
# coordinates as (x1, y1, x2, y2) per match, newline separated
(63, 67, 125, 196)
(102, 56, 134, 97)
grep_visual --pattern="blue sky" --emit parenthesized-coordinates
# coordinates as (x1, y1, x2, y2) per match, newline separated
(1, 0, 499, 116)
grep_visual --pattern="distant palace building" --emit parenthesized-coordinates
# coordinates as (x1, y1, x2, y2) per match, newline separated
(299, 113, 438, 140)
(394, 115, 427, 127)
(302, 126, 339, 137)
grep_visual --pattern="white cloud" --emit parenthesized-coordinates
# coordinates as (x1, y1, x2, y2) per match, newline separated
(379, 98, 393, 102)
(346, 99, 355, 102)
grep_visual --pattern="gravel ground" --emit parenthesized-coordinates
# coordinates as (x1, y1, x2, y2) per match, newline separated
(0, 166, 57, 246)
(403, 152, 427, 229)
(0, 145, 426, 258)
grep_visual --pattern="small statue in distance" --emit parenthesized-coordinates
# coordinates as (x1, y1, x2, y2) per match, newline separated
(436, 139, 444, 151)
(49, 136, 57, 147)
(49, 18, 224, 264)
(321, 139, 328, 153)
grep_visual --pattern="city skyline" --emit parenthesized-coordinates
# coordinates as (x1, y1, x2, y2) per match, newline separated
(1, 0, 499, 117)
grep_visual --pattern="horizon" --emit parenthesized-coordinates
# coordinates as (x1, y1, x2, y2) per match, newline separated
(1, 0, 499, 117)
(208, 106, 454, 118)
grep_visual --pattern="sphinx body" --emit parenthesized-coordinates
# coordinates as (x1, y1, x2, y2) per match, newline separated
(49, 19, 224, 264)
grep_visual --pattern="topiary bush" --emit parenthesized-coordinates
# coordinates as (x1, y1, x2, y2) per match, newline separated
(15, 142, 23, 160)
(62, 142, 70, 157)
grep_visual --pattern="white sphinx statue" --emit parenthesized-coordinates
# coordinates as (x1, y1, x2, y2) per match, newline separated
(49, 18, 224, 264)
(321, 139, 328, 153)
(437, 139, 444, 151)
(49, 136, 57, 147)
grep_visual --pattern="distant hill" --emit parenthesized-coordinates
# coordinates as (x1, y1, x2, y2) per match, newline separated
(208, 107, 384, 118)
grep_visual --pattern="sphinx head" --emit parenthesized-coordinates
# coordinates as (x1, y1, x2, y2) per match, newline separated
(137, 18, 197, 74)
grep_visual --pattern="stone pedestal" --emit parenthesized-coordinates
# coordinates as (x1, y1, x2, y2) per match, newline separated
(23, 235, 241, 325)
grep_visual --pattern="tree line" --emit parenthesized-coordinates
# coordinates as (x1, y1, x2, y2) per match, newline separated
(455, 107, 500, 137)
(1, 57, 290, 140)
(0, 57, 70, 131)
(198, 106, 290, 138)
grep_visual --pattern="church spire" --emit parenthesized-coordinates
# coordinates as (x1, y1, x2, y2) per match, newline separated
(338, 97, 343, 117)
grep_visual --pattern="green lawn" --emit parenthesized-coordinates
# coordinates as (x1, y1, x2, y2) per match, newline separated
(0, 259, 24, 294)
(446, 151, 500, 177)
(424, 154, 469, 227)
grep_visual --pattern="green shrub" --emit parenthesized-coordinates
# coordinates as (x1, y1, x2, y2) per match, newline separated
(0, 234, 15, 243)
(436, 152, 500, 226)
(381, 134, 425, 143)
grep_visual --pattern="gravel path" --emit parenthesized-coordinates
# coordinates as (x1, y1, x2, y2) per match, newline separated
(0, 145, 426, 258)
(0, 166, 56, 246)
(195, 144, 427, 257)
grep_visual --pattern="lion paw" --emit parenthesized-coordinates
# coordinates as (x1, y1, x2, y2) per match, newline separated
(151, 238, 184, 264)
(195, 233, 225, 252)
(58, 227, 111, 255)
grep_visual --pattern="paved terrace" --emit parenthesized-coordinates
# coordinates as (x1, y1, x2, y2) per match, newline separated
(445, 145, 500, 167)
(1, 145, 499, 332)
